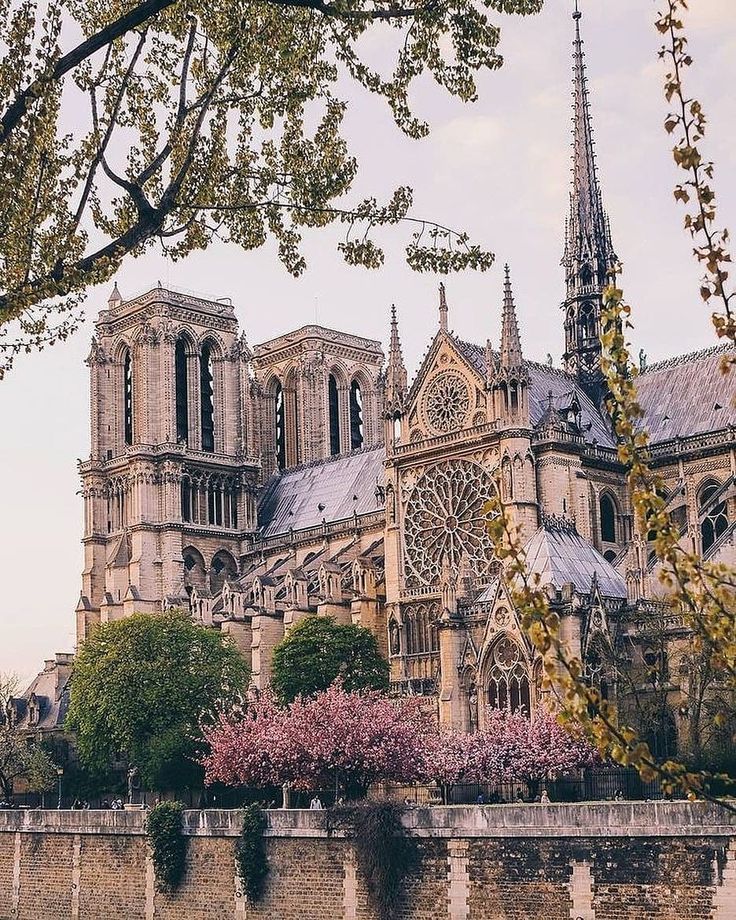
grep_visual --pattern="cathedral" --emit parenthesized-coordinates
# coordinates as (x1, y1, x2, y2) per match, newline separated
(10, 12, 735, 754)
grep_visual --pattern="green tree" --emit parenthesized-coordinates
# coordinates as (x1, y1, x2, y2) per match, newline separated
(0, 729, 57, 802)
(271, 615, 388, 703)
(66, 610, 249, 790)
(0, 0, 544, 376)
(0, 672, 57, 803)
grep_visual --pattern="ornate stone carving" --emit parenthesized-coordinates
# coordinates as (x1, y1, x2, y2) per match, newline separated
(422, 371, 471, 434)
(403, 458, 497, 586)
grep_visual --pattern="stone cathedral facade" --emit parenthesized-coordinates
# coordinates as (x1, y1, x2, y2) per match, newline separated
(13, 13, 734, 749)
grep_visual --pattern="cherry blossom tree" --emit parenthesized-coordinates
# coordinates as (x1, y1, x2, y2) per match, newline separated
(203, 684, 431, 795)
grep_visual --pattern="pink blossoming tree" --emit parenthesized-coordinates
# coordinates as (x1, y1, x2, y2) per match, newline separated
(203, 684, 432, 795)
(203, 683, 599, 798)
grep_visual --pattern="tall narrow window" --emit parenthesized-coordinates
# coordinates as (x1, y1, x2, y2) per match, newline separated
(600, 493, 616, 543)
(509, 380, 519, 412)
(175, 338, 189, 444)
(328, 374, 341, 456)
(275, 382, 286, 470)
(700, 482, 729, 552)
(200, 343, 215, 452)
(123, 350, 133, 445)
(181, 479, 192, 523)
(349, 380, 364, 449)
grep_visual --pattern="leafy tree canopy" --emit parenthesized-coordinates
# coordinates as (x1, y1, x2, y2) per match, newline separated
(271, 615, 388, 702)
(0, 0, 544, 374)
(0, 728, 58, 802)
(66, 610, 249, 790)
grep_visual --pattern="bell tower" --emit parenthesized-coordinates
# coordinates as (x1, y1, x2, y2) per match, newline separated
(561, 5, 618, 400)
(77, 285, 260, 643)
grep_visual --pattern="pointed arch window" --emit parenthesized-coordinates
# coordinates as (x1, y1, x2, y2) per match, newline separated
(350, 380, 364, 449)
(600, 493, 617, 543)
(486, 638, 530, 716)
(175, 338, 189, 444)
(200, 343, 215, 452)
(700, 481, 729, 552)
(580, 302, 596, 341)
(123, 349, 133, 445)
(275, 382, 286, 470)
(509, 379, 519, 413)
(328, 374, 341, 456)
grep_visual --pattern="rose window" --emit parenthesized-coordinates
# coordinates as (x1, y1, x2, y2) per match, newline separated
(423, 372, 471, 434)
(403, 459, 498, 586)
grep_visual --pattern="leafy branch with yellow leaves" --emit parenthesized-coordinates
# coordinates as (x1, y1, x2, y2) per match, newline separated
(485, 0, 736, 808)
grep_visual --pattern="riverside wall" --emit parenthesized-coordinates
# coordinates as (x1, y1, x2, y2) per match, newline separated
(0, 802, 735, 919)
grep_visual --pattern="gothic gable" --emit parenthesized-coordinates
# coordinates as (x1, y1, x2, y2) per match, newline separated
(405, 332, 489, 443)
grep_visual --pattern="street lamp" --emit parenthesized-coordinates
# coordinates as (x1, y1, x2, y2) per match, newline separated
(56, 768, 64, 810)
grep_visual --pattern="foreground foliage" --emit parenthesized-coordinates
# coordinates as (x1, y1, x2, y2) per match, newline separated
(0, 0, 544, 374)
(0, 727, 57, 802)
(484, 0, 736, 807)
(66, 611, 249, 790)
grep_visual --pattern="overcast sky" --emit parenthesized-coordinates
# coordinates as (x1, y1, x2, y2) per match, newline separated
(1, 0, 734, 682)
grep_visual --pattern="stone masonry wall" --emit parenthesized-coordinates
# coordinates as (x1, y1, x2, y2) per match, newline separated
(1, 803, 735, 920)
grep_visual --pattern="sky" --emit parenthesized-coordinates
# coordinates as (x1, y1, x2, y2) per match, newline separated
(1, 0, 735, 682)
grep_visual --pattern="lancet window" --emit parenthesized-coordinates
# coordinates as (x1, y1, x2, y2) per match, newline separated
(200, 343, 215, 452)
(599, 492, 617, 544)
(123, 349, 133, 446)
(175, 338, 189, 444)
(350, 380, 364, 449)
(699, 480, 729, 552)
(328, 374, 341, 456)
(486, 638, 531, 716)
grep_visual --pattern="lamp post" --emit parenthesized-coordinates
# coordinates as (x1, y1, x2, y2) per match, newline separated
(56, 767, 64, 810)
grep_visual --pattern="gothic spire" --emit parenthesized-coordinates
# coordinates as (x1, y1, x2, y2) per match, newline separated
(562, 4, 617, 394)
(108, 282, 122, 308)
(386, 304, 408, 403)
(438, 282, 448, 333)
(565, 4, 615, 291)
(500, 264, 523, 370)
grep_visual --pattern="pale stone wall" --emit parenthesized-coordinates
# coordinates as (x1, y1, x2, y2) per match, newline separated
(1, 803, 735, 920)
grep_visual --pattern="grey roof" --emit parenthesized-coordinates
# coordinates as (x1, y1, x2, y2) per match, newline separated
(258, 446, 386, 537)
(9, 655, 73, 732)
(454, 339, 616, 447)
(522, 519, 627, 598)
(636, 345, 736, 443)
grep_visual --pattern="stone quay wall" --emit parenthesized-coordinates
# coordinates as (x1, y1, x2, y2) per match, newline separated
(1, 802, 736, 920)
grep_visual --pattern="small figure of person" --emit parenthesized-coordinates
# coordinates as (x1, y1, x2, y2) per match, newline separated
(515, 789, 525, 805)
(614, 788, 624, 802)
(476, 792, 486, 805)
(309, 795, 323, 810)
(540, 789, 550, 805)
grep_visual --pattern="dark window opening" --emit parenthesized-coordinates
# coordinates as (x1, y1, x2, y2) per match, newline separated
(700, 483, 729, 552)
(350, 381, 364, 449)
(600, 493, 617, 543)
(488, 666, 530, 717)
(175, 339, 189, 444)
(510, 380, 519, 412)
(181, 480, 192, 523)
(328, 374, 341, 456)
(275, 383, 286, 470)
(200, 343, 215, 452)
(123, 350, 133, 445)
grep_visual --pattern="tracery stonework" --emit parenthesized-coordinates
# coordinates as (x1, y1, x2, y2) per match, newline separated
(403, 458, 498, 587)
(422, 371, 470, 434)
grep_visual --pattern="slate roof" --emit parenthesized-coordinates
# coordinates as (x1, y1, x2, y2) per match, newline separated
(257, 446, 386, 537)
(8, 655, 73, 732)
(521, 519, 627, 598)
(454, 339, 616, 447)
(635, 344, 736, 443)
